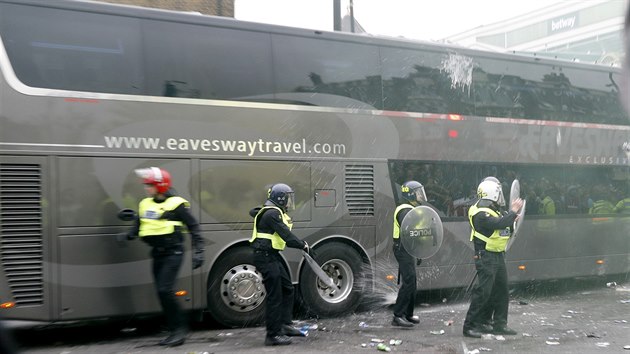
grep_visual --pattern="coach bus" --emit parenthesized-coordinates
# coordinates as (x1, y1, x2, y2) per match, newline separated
(0, 0, 628, 328)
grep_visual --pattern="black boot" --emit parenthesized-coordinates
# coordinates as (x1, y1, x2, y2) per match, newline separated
(391, 316, 414, 327)
(159, 329, 186, 347)
(405, 315, 420, 324)
(265, 334, 292, 346)
(281, 324, 306, 337)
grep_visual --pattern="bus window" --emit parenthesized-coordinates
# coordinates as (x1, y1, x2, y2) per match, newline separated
(0, 3, 143, 94)
(558, 67, 626, 125)
(473, 57, 559, 120)
(380, 47, 475, 115)
(142, 20, 274, 100)
(198, 160, 311, 224)
(272, 34, 382, 109)
(474, 56, 627, 125)
(389, 161, 629, 218)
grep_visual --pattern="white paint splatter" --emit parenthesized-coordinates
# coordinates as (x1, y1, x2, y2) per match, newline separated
(440, 53, 474, 94)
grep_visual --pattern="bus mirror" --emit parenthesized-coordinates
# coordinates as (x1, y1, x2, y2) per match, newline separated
(117, 208, 137, 221)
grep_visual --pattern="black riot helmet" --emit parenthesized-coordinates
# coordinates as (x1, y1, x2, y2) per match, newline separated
(267, 183, 295, 211)
(401, 180, 427, 205)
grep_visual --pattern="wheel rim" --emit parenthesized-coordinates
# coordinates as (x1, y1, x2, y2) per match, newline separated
(316, 258, 354, 304)
(220, 264, 265, 312)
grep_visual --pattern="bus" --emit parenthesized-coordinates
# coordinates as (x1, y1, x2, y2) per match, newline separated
(0, 0, 628, 328)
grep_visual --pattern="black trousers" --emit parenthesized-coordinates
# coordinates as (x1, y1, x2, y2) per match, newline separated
(152, 246, 185, 333)
(393, 241, 417, 318)
(253, 250, 294, 337)
(464, 250, 509, 330)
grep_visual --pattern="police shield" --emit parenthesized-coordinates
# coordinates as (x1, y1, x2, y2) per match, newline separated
(507, 180, 526, 250)
(400, 206, 444, 259)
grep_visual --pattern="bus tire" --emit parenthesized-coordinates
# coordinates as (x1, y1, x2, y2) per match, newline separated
(206, 247, 266, 328)
(299, 242, 365, 317)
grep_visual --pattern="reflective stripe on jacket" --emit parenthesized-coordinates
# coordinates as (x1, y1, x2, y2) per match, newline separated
(138, 196, 188, 237)
(468, 203, 511, 252)
(250, 206, 292, 250)
(589, 200, 615, 214)
(392, 204, 414, 239)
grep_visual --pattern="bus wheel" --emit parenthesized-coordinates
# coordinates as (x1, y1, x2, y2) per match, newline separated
(299, 242, 365, 317)
(206, 247, 265, 328)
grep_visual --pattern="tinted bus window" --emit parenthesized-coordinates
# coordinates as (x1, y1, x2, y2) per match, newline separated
(474, 57, 627, 124)
(272, 34, 382, 109)
(473, 57, 560, 120)
(0, 3, 143, 94)
(389, 161, 629, 217)
(558, 66, 626, 125)
(380, 47, 475, 115)
(142, 20, 274, 100)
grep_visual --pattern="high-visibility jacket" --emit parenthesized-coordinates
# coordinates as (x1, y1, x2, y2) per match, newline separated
(138, 196, 188, 237)
(539, 196, 556, 215)
(468, 203, 511, 252)
(250, 206, 292, 250)
(589, 199, 615, 214)
(614, 198, 630, 214)
(392, 204, 414, 239)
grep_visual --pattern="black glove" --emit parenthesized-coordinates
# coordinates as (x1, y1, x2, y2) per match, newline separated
(416, 258, 422, 266)
(117, 232, 136, 242)
(192, 250, 204, 269)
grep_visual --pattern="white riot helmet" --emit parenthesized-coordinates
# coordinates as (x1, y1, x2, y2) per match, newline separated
(482, 176, 499, 184)
(477, 179, 505, 206)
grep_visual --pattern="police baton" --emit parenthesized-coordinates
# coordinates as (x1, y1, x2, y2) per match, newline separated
(302, 251, 337, 290)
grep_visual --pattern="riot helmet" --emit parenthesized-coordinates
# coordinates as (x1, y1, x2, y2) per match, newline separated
(135, 167, 171, 194)
(482, 176, 500, 184)
(401, 180, 427, 205)
(267, 183, 295, 211)
(477, 179, 505, 206)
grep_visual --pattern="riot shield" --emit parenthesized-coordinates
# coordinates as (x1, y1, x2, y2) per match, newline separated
(400, 206, 444, 259)
(507, 180, 526, 250)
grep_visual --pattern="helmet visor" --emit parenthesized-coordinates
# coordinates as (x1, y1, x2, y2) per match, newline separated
(285, 192, 295, 211)
(134, 168, 152, 180)
(414, 187, 427, 204)
(498, 188, 506, 206)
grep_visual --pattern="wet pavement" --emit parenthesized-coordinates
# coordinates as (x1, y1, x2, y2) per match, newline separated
(7, 277, 630, 353)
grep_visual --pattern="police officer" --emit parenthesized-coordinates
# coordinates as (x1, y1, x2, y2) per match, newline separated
(614, 196, 630, 214)
(589, 185, 615, 214)
(463, 178, 523, 338)
(391, 180, 426, 327)
(250, 183, 309, 346)
(122, 167, 204, 347)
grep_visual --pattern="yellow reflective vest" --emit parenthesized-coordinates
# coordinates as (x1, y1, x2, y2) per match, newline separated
(138, 196, 188, 237)
(250, 206, 293, 250)
(468, 203, 511, 252)
(615, 198, 630, 214)
(392, 204, 414, 239)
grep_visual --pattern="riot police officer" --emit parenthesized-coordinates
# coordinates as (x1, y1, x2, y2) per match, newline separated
(391, 180, 427, 327)
(122, 167, 205, 347)
(463, 178, 523, 338)
(250, 183, 310, 346)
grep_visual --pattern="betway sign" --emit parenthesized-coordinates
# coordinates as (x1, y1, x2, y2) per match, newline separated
(549, 12, 578, 33)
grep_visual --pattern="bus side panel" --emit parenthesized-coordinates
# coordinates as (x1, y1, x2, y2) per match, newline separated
(506, 217, 630, 281)
(55, 157, 194, 320)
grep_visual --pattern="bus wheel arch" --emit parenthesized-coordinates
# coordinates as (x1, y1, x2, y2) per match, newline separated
(206, 245, 266, 328)
(298, 239, 371, 317)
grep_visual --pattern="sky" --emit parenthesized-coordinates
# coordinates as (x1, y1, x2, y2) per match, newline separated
(234, 0, 566, 41)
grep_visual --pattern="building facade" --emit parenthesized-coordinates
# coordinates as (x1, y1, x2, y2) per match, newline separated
(445, 0, 626, 66)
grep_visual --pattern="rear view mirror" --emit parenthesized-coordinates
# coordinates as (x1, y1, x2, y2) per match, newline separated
(117, 208, 137, 222)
